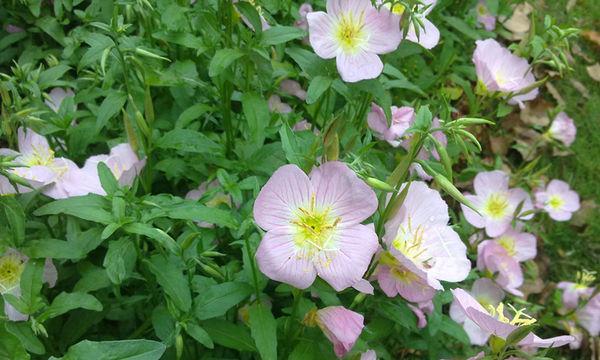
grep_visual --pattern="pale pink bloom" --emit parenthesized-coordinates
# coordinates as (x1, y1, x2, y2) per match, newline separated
(491, 228, 537, 262)
(45, 88, 75, 113)
(452, 288, 574, 348)
(402, 0, 440, 49)
(307, 0, 401, 82)
(534, 180, 580, 221)
(475, 1, 496, 31)
(548, 112, 576, 146)
(233, 0, 270, 31)
(576, 294, 600, 336)
(0, 249, 57, 321)
(563, 320, 583, 350)
(375, 253, 436, 302)
(360, 349, 377, 360)
(253, 162, 378, 291)
(408, 300, 434, 328)
(280, 79, 307, 101)
(367, 104, 414, 147)
(557, 281, 595, 310)
(477, 241, 524, 296)
(380, 182, 471, 292)
(461, 170, 534, 237)
(352, 279, 374, 295)
(292, 120, 312, 132)
(4, 24, 24, 33)
(268, 95, 292, 114)
(473, 39, 538, 108)
(295, 3, 313, 31)
(316, 306, 364, 358)
(450, 278, 505, 345)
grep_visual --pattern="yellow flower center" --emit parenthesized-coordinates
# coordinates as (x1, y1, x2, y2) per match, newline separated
(292, 195, 339, 253)
(497, 236, 516, 257)
(335, 12, 367, 53)
(476, 3, 488, 16)
(547, 195, 564, 210)
(484, 193, 510, 219)
(391, 218, 432, 268)
(379, 252, 419, 283)
(0, 254, 25, 293)
(575, 270, 596, 289)
(22, 145, 55, 167)
(487, 302, 537, 326)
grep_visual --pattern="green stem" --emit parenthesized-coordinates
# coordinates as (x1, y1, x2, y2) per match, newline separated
(243, 235, 262, 302)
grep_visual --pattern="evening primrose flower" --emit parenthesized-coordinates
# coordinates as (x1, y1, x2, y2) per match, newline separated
(381, 182, 471, 292)
(375, 250, 436, 302)
(477, 240, 524, 296)
(461, 170, 534, 237)
(295, 3, 313, 31)
(253, 162, 379, 291)
(394, 0, 440, 49)
(547, 112, 576, 147)
(491, 228, 537, 263)
(0, 249, 57, 321)
(450, 278, 505, 345)
(45, 88, 75, 113)
(360, 350, 377, 360)
(315, 306, 364, 358)
(475, 0, 496, 31)
(307, 0, 402, 82)
(268, 95, 292, 114)
(280, 79, 307, 101)
(452, 288, 574, 348)
(473, 39, 538, 108)
(557, 270, 596, 310)
(367, 104, 415, 147)
(408, 300, 434, 328)
(534, 180, 580, 221)
(576, 293, 600, 336)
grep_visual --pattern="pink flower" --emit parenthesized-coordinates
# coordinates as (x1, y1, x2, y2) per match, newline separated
(280, 79, 307, 101)
(576, 294, 600, 337)
(379, 182, 470, 293)
(4, 24, 24, 33)
(360, 349, 377, 360)
(477, 241, 524, 296)
(375, 251, 436, 302)
(295, 3, 313, 31)
(45, 88, 75, 113)
(268, 95, 292, 114)
(557, 282, 595, 311)
(548, 112, 576, 146)
(292, 120, 312, 132)
(408, 300, 434, 328)
(367, 104, 415, 147)
(491, 228, 537, 263)
(396, 0, 440, 49)
(461, 171, 534, 237)
(0, 249, 57, 321)
(316, 306, 364, 357)
(563, 320, 583, 350)
(307, 0, 401, 82)
(473, 39, 538, 108)
(452, 288, 574, 348)
(450, 278, 505, 345)
(253, 162, 379, 291)
(475, 1, 496, 31)
(534, 180, 580, 221)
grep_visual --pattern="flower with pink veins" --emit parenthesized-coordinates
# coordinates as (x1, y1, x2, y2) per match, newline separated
(491, 228, 537, 263)
(576, 293, 600, 337)
(450, 278, 505, 345)
(461, 170, 534, 237)
(547, 112, 576, 147)
(477, 240, 524, 296)
(45, 88, 75, 113)
(253, 162, 379, 291)
(367, 104, 415, 147)
(534, 179, 580, 221)
(452, 288, 574, 348)
(379, 182, 471, 294)
(475, 1, 496, 31)
(307, 0, 402, 83)
(473, 39, 538, 108)
(557, 270, 596, 310)
(315, 306, 364, 358)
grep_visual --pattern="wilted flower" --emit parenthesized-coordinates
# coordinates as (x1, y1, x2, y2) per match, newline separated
(452, 288, 574, 347)
(295, 3, 313, 31)
(378, 182, 470, 296)
(268, 95, 292, 114)
(461, 170, 534, 237)
(534, 179, 580, 221)
(450, 278, 505, 345)
(557, 270, 596, 310)
(408, 300, 434, 328)
(0, 249, 57, 321)
(280, 79, 307, 101)
(316, 306, 364, 357)
(475, 0, 496, 31)
(307, 0, 401, 82)
(253, 162, 378, 291)
(547, 112, 576, 147)
(576, 293, 600, 336)
(562, 320, 583, 350)
(292, 120, 312, 132)
(367, 104, 415, 147)
(45, 88, 75, 113)
(473, 39, 538, 108)
(477, 240, 524, 296)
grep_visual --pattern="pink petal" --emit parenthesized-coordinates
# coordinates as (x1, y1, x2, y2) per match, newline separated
(317, 306, 364, 358)
(406, 17, 440, 49)
(336, 51, 384, 83)
(473, 170, 509, 197)
(307, 12, 338, 59)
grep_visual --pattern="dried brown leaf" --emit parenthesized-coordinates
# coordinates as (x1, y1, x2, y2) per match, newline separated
(503, 3, 533, 40)
(569, 79, 591, 99)
(520, 99, 552, 126)
(545, 82, 566, 106)
(582, 30, 600, 47)
(586, 63, 600, 82)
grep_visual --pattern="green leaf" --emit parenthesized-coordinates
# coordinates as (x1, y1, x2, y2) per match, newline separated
(439, 316, 470, 344)
(145, 255, 192, 312)
(285, 47, 329, 77)
(96, 91, 127, 131)
(194, 282, 253, 320)
(152, 31, 206, 51)
(19, 259, 44, 313)
(5, 322, 45, 355)
(122, 223, 180, 255)
(156, 129, 223, 155)
(49, 339, 166, 360)
(80, 33, 114, 69)
(505, 324, 536, 346)
(34, 195, 113, 224)
(248, 302, 277, 360)
(152, 305, 176, 345)
(412, 106, 433, 131)
(41, 292, 103, 320)
(306, 76, 332, 104)
(185, 322, 214, 349)
(202, 319, 256, 352)
(165, 202, 237, 228)
(39, 64, 71, 89)
(35, 17, 66, 45)
(209, 48, 245, 77)
(0, 325, 29, 360)
(444, 16, 483, 40)
(103, 238, 137, 285)
(261, 26, 305, 46)
(376, 300, 417, 330)
(235, 1, 263, 35)
(279, 124, 302, 166)
(97, 162, 119, 194)
(0, 196, 25, 246)
(25, 239, 87, 259)
(242, 92, 269, 146)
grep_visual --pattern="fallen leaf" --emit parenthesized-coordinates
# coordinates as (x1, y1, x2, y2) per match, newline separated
(571, 199, 598, 227)
(520, 99, 553, 127)
(569, 79, 591, 99)
(502, 3, 533, 40)
(586, 63, 600, 82)
(572, 43, 594, 63)
(545, 82, 566, 106)
(489, 135, 511, 156)
(582, 30, 600, 47)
